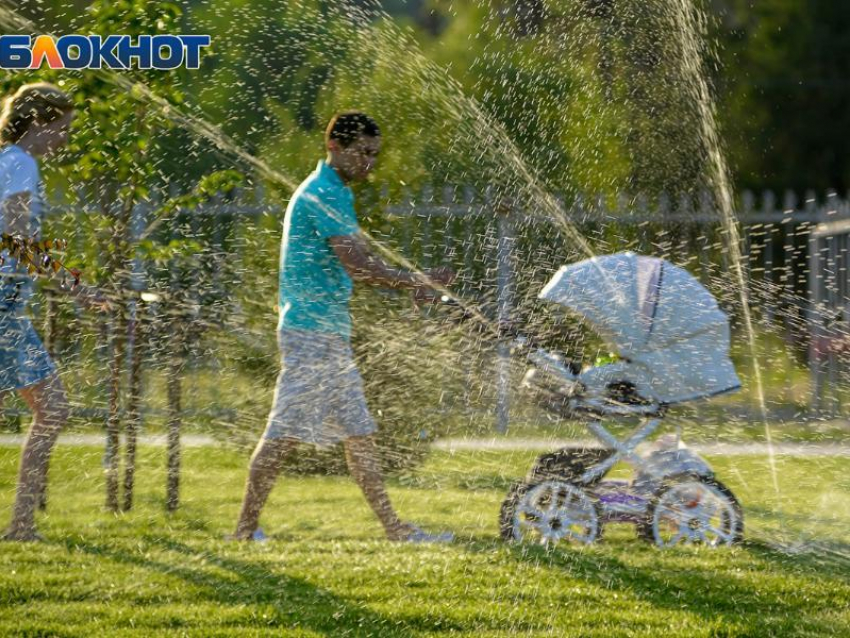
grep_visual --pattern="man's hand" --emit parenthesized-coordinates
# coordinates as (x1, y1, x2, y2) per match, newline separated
(412, 266, 456, 305)
(425, 265, 456, 287)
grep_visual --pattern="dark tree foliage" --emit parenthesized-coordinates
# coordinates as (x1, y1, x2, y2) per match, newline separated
(712, 0, 850, 192)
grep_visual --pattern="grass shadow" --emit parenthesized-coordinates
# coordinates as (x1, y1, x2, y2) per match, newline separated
(744, 502, 850, 528)
(456, 535, 849, 636)
(744, 537, 850, 581)
(145, 537, 547, 634)
(59, 535, 409, 636)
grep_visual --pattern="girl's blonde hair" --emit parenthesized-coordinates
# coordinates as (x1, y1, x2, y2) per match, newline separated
(0, 83, 74, 145)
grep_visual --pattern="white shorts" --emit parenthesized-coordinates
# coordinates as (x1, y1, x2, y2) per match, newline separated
(263, 329, 377, 446)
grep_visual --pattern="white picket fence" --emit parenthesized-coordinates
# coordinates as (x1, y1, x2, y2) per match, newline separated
(14, 185, 850, 431)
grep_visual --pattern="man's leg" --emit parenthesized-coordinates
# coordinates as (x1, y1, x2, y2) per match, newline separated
(233, 328, 330, 540)
(233, 436, 298, 540)
(3, 374, 69, 541)
(344, 434, 412, 540)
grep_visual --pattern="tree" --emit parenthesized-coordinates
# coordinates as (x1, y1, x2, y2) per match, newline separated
(713, 0, 850, 192)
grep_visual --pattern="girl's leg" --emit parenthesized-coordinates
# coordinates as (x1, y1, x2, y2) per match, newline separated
(3, 374, 69, 540)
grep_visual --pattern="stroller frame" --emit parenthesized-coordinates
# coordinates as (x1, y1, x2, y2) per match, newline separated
(581, 416, 664, 483)
(498, 337, 744, 548)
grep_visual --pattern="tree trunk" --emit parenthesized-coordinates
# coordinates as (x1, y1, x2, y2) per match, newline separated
(105, 314, 123, 512)
(165, 324, 183, 512)
(122, 301, 143, 511)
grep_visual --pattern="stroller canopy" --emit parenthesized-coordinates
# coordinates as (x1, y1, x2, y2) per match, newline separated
(539, 252, 740, 403)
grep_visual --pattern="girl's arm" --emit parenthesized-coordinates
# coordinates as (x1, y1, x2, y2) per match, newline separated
(2, 193, 110, 311)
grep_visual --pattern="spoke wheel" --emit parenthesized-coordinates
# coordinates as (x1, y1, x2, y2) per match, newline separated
(508, 480, 601, 545)
(642, 477, 743, 548)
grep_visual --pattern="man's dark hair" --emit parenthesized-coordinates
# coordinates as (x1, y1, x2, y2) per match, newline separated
(325, 112, 380, 148)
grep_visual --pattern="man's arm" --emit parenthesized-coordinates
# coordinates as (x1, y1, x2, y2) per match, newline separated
(329, 233, 424, 290)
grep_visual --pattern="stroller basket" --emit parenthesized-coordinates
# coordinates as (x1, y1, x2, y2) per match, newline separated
(526, 447, 616, 486)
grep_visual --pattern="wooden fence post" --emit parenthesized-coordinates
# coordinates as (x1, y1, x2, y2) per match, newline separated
(495, 196, 515, 435)
(808, 219, 825, 414)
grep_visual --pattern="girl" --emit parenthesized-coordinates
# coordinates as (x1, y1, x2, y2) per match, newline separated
(0, 83, 106, 541)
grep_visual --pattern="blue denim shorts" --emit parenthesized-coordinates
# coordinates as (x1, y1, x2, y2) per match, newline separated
(0, 313, 57, 393)
(263, 329, 377, 447)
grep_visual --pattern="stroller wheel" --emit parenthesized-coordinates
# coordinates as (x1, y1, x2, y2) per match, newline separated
(639, 476, 743, 548)
(501, 480, 601, 545)
(499, 482, 527, 541)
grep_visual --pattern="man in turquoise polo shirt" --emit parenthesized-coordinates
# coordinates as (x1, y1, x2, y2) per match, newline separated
(233, 112, 454, 542)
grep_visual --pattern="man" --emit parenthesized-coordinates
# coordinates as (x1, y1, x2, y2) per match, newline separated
(233, 112, 454, 542)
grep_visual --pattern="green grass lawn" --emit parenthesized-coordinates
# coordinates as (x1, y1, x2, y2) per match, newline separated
(1, 445, 849, 637)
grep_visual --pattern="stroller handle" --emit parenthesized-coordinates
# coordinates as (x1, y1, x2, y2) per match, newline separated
(437, 295, 542, 348)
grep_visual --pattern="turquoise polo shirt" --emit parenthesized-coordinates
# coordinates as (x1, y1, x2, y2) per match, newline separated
(277, 160, 360, 339)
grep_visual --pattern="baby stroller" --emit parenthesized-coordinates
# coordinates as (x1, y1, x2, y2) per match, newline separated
(498, 252, 744, 547)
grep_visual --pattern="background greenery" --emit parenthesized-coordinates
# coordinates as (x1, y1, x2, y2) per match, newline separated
(2, 0, 848, 468)
(9, 0, 850, 194)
